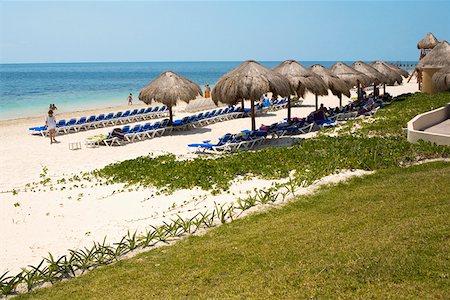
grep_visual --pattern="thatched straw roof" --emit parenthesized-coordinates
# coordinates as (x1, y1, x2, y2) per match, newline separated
(432, 65, 450, 92)
(212, 60, 292, 105)
(370, 61, 403, 85)
(139, 71, 202, 106)
(351, 61, 389, 85)
(309, 64, 350, 97)
(384, 62, 410, 78)
(417, 32, 439, 49)
(330, 62, 371, 87)
(272, 60, 328, 97)
(416, 40, 450, 70)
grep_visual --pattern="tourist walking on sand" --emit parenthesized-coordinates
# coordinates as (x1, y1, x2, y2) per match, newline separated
(127, 93, 133, 105)
(204, 84, 211, 98)
(46, 110, 58, 144)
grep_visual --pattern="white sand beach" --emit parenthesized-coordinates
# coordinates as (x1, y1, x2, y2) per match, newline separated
(0, 81, 419, 274)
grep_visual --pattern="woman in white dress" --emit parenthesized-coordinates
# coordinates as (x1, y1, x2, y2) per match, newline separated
(46, 110, 57, 144)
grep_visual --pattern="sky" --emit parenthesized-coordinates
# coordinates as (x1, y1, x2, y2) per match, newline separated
(0, 0, 449, 64)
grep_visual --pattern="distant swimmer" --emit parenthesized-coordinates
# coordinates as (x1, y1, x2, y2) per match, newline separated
(127, 93, 133, 105)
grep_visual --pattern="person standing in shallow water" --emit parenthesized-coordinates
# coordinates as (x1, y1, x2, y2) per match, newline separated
(204, 84, 211, 98)
(127, 93, 133, 105)
(46, 110, 57, 144)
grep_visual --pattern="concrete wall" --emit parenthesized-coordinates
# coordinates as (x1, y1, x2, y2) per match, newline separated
(407, 103, 450, 146)
(422, 68, 440, 93)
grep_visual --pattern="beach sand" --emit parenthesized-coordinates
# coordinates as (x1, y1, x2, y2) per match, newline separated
(0, 80, 419, 274)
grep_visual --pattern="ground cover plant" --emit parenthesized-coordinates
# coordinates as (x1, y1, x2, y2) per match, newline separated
(15, 161, 450, 299)
(95, 92, 450, 192)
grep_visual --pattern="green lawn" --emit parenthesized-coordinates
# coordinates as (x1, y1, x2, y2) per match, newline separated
(19, 161, 450, 299)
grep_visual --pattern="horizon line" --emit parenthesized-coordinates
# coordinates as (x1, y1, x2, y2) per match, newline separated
(0, 59, 419, 65)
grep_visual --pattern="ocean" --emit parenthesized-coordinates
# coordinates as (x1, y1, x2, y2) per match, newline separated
(0, 61, 416, 120)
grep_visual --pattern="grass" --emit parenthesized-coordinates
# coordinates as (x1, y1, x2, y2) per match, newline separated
(335, 92, 450, 137)
(17, 161, 450, 299)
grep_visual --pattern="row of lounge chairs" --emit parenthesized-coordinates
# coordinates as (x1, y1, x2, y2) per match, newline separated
(188, 130, 268, 153)
(171, 107, 245, 130)
(187, 117, 320, 153)
(99, 106, 247, 146)
(103, 119, 172, 146)
(187, 97, 388, 153)
(29, 106, 169, 136)
(263, 99, 289, 112)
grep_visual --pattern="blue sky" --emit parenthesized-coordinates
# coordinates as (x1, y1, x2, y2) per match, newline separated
(0, 0, 449, 63)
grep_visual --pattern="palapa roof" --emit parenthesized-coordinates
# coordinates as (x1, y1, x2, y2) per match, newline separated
(432, 65, 450, 92)
(417, 32, 439, 49)
(370, 61, 403, 85)
(212, 60, 292, 105)
(273, 60, 328, 97)
(330, 62, 371, 87)
(384, 62, 410, 78)
(351, 61, 389, 85)
(416, 40, 450, 70)
(139, 71, 202, 107)
(309, 64, 350, 97)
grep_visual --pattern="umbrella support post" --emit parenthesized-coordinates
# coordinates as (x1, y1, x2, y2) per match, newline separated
(241, 99, 245, 111)
(315, 94, 318, 111)
(357, 80, 361, 101)
(383, 84, 386, 95)
(287, 95, 292, 124)
(168, 106, 173, 125)
(251, 99, 256, 131)
(339, 94, 342, 108)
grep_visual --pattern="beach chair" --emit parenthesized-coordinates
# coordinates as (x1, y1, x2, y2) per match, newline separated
(52, 120, 66, 134)
(188, 133, 233, 153)
(86, 115, 96, 123)
(74, 117, 88, 131)
(103, 128, 125, 146)
(102, 113, 115, 126)
(65, 118, 78, 133)
(124, 124, 142, 142)
(119, 110, 131, 124)
(172, 116, 191, 131)
(134, 123, 152, 140)
(29, 125, 48, 136)
(135, 108, 146, 121)
(92, 114, 105, 128)
(128, 109, 139, 121)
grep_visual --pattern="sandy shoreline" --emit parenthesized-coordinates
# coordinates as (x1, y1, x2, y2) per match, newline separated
(0, 80, 419, 274)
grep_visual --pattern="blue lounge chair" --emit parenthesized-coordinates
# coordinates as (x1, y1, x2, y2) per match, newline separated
(188, 133, 233, 152)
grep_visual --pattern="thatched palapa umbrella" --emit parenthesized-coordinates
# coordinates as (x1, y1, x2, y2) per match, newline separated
(417, 32, 439, 50)
(330, 62, 371, 100)
(309, 64, 350, 107)
(432, 65, 450, 92)
(212, 60, 291, 131)
(139, 71, 203, 125)
(384, 62, 410, 78)
(416, 40, 450, 70)
(273, 60, 328, 116)
(370, 61, 403, 94)
(352, 61, 389, 85)
(352, 61, 389, 98)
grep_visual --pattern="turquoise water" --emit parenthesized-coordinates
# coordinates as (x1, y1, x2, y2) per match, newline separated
(0, 61, 416, 120)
